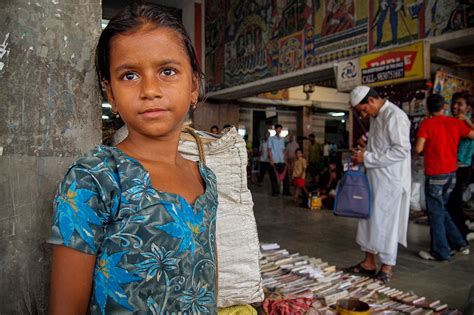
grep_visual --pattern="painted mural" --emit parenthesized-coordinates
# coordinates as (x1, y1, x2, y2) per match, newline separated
(204, 0, 226, 90)
(320, 0, 355, 36)
(205, 0, 368, 91)
(311, 0, 368, 66)
(368, 0, 425, 50)
(368, 0, 474, 50)
(425, 0, 474, 37)
(205, 0, 474, 92)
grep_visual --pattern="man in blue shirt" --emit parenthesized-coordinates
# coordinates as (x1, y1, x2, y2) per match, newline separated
(268, 124, 290, 196)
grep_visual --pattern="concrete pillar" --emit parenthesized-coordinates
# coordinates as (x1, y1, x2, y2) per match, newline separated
(301, 107, 312, 155)
(0, 0, 101, 313)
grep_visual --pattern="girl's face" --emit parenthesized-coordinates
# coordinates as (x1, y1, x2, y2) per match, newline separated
(296, 151, 303, 159)
(104, 24, 198, 139)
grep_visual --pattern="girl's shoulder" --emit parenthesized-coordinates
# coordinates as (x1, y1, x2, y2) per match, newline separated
(63, 145, 138, 189)
(71, 145, 132, 171)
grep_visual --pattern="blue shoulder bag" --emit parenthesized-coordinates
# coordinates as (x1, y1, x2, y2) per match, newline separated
(333, 158, 371, 219)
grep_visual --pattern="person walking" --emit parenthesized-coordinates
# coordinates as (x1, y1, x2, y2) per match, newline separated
(415, 94, 474, 261)
(268, 124, 290, 196)
(345, 86, 411, 284)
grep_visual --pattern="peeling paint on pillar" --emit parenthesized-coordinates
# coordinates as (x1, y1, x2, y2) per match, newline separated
(0, 0, 101, 313)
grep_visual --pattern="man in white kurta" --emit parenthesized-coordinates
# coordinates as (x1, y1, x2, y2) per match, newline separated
(348, 86, 411, 283)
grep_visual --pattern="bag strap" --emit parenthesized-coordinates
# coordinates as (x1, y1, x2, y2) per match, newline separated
(346, 157, 352, 174)
(183, 126, 206, 165)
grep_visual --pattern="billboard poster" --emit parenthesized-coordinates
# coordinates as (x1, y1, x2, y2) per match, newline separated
(360, 41, 428, 86)
(369, 0, 425, 50)
(433, 70, 473, 106)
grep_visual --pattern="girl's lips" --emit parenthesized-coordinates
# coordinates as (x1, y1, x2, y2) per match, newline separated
(140, 108, 168, 118)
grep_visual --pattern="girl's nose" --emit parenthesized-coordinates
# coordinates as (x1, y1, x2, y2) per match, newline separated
(140, 75, 162, 100)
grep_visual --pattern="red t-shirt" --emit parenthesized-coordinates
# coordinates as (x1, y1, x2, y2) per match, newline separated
(417, 116, 471, 175)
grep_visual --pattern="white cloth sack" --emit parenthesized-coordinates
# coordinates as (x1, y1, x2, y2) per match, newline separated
(178, 127, 264, 307)
(112, 126, 264, 307)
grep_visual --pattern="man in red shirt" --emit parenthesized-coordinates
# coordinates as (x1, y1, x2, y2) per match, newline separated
(415, 94, 474, 261)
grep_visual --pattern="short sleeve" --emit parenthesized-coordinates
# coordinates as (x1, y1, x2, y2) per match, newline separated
(417, 120, 428, 139)
(48, 165, 110, 255)
(267, 138, 274, 150)
(459, 120, 472, 138)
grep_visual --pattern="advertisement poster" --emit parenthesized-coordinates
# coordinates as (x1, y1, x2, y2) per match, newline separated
(433, 70, 473, 106)
(335, 58, 361, 91)
(369, 0, 425, 50)
(360, 41, 427, 86)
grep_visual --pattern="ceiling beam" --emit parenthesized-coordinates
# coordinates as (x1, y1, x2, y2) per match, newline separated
(431, 47, 463, 65)
(207, 63, 334, 100)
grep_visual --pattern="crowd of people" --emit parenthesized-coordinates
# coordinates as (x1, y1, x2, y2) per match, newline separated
(345, 85, 474, 284)
(208, 123, 342, 208)
(208, 86, 474, 285)
(250, 124, 342, 208)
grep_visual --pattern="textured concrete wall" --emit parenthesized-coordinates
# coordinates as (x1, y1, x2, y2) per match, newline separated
(0, 0, 101, 313)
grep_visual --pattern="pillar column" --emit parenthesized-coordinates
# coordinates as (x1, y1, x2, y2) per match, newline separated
(0, 0, 101, 312)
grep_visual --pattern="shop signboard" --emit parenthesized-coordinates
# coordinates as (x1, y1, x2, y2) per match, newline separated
(360, 41, 429, 87)
(335, 58, 361, 92)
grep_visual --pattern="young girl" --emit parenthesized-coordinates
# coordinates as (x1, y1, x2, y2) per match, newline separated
(48, 4, 218, 314)
(292, 149, 308, 203)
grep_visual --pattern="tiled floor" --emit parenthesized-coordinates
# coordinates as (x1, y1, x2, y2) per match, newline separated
(250, 180, 474, 310)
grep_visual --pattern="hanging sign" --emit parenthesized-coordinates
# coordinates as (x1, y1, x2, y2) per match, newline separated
(335, 58, 362, 92)
(360, 41, 429, 87)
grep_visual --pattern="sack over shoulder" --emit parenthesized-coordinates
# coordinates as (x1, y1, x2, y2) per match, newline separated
(111, 125, 264, 307)
(179, 127, 264, 308)
(333, 166, 371, 219)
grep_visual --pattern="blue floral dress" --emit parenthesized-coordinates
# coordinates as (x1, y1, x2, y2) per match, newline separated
(48, 145, 218, 314)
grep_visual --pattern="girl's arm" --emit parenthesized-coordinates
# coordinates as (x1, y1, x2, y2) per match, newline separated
(49, 245, 96, 315)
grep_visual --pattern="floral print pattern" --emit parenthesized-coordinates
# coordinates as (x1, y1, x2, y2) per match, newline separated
(156, 197, 207, 255)
(53, 181, 103, 251)
(48, 145, 218, 314)
(177, 285, 215, 313)
(135, 243, 180, 282)
(93, 251, 141, 314)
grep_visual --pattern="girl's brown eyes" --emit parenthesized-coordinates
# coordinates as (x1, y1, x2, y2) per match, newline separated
(122, 72, 139, 81)
(161, 68, 176, 77)
(119, 68, 177, 80)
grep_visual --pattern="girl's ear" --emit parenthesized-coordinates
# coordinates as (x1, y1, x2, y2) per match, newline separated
(191, 73, 199, 102)
(103, 80, 116, 110)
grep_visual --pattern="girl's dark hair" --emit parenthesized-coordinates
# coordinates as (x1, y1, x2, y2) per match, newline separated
(452, 91, 474, 108)
(295, 148, 303, 154)
(427, 94, 445, 114)
(359, 88, 380, 105)
(95, 2, 204, 98)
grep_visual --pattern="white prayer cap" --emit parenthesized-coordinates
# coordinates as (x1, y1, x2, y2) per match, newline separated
(350, 86, 370, 107)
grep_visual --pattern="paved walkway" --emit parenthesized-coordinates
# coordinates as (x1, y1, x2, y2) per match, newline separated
(251, 180, 474, 309)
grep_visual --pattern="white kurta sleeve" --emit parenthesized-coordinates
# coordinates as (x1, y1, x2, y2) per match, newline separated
(364, 110, 411, 169)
